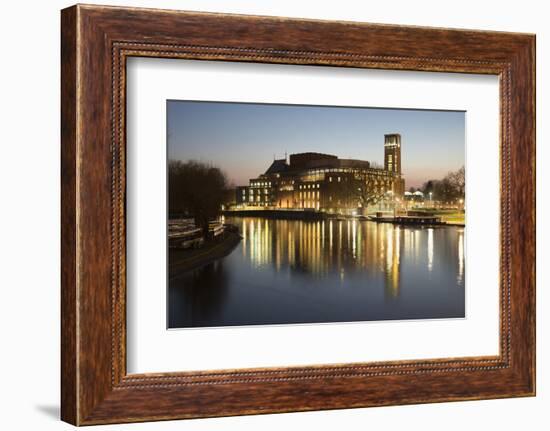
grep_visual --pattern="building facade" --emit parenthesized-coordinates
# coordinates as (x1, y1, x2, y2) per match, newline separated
(235, 134, 405, 214)
(384, 133, 402, 175)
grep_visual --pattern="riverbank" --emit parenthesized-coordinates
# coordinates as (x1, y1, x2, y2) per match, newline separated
(368, 215, 464, 227)
(169, 231, 242, 279)
(224, 208, 465, 227)
(408, 209, 465, 226)
(223, 209, 326, 220)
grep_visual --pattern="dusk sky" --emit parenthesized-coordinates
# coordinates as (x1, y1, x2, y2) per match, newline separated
(167, 100, 465, 189)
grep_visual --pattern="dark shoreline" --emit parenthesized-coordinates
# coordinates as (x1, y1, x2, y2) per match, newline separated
(168, 231, 242, 279)
(223, 209, 327, 220)
(368, 216, 465, 228)
(223, 210, 465, 227)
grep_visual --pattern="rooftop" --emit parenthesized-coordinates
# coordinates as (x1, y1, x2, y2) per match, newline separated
(288, 152, 370, 171)
(264, 159, 289, 175)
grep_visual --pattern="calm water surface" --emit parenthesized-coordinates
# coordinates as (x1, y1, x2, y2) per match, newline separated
(168, 217, 465, 328)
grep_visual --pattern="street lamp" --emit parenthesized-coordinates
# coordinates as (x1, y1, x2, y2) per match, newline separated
(429, 192, 433, 208)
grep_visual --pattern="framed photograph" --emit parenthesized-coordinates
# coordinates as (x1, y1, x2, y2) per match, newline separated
(61, 4, 535, 425)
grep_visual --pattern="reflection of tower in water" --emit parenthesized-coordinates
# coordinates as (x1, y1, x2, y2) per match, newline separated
(384, 226, 401, 298)
(239, 218, 404, 292)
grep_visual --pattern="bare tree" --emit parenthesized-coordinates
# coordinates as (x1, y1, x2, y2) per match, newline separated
(447, 166, 465, 198)
(422, 166, 465, 203)
(421, 180, 436, 196)
(169, 160, 228, 236)
(433, 177, 458, 203)
(338, 175, 387, 209)
(355, 177, 388, 207)
(370, 162, 384, 170)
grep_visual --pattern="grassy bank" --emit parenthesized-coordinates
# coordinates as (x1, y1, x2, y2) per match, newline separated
(411, 208, 465, 225)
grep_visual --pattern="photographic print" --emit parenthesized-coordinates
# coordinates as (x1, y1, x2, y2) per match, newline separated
(167, 101, 466, 329)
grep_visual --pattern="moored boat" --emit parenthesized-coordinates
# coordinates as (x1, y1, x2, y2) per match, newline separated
(168, 219, 205, 249)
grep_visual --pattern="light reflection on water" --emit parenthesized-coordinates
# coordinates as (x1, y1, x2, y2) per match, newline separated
(169, 217, 465, 328)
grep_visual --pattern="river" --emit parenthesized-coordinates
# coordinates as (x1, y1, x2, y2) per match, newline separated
(168, 217, 465, 328)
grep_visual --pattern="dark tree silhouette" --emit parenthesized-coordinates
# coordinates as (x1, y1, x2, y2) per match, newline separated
(169, 160, 228, 236)
(338, 175, 389, 209)
(433, 177, 458, 203)
(421, 166, 465, 203)
(355, 176, 388, 207)
(421, 180, 436, 196)
(446, 166, 465, 198)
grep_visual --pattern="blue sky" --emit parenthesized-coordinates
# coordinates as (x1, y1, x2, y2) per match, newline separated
(167, 100, 465, 189)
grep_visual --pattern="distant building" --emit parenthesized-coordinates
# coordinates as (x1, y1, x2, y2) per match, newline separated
(404, 190, 425, 200)
(235, 134, 405, 214)
(384, 134, 402, 175)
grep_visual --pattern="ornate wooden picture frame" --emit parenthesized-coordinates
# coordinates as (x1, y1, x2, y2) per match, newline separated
(61, 4, 535, 425)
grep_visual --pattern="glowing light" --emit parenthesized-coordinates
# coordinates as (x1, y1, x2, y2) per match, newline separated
(427, 228, 434, 272)
(458, 230, 465, 284)
(352, 219, 357, 258)
(386, 228, 393, 273)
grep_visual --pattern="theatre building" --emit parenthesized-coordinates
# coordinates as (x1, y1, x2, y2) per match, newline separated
(236, 134, 405, 214)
